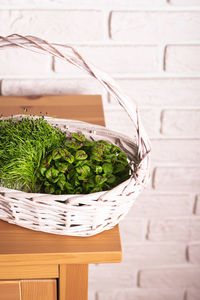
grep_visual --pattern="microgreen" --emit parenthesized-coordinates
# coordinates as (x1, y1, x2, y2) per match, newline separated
(0, 116, 131, 195)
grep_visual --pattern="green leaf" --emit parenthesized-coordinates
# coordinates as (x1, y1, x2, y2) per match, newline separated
(44, 185, 55, 194)
(40, 166, 47, 176)
(75, 150, 87, 161)
(46, 167, 59, 180)
(60, 149, 74, 163)
(90, 186, 102, 193)
(114, 163, 125, 174)
(92, 147, 103, 157)
(57, 179, 66, 191)
(102, 163, 113, 175)
(96, 140, 112, 152)
(95, 175, 107, 185)
(90, 154, 102, 162)
(52, 149, 62, 160)
(58, 173, 66, 181)
(111, 145, 122, 154)
(65, 182, 74, 191)
(72, 132, 86, 142)
(65, 140, 82, 149)
(76, 165, 90, 178)
(55, 189, 62, 195)
(55, 162, 69, 173)
(75, 186, 82, 194)
(107, 174, 116, 184)
(95, 165, 102, 174)
(44, 180, 51, 187)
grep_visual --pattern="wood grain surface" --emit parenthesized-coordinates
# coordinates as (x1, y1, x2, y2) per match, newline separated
(0, 95, 105, 126)
(21, 280, 57, 300)
(0, 265, 58, 280)
(0, 220, 121, 265)
(59, 265, 88, 300)
(0, 281, 21, 300)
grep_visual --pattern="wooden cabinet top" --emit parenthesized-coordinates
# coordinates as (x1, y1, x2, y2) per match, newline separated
(0, 95, 122, 266)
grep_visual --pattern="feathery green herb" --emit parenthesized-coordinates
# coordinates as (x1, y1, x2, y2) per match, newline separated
(0, 117, 66, 192)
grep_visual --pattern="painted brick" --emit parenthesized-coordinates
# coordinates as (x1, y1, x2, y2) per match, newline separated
(139, 267, 200, 288)
(89, 263, 137, 290)
(88, 290, 95, 300)
(110, 11, 200, 42)
(111, 78, 200, 107)
(128, 194, 194, 218)
(119, 218, 147, 245)
(151, 140, 200, 164)
(165, 46, 200, 73)
(104, 106, 160, 138)
(0, 48, 51, 76)
(188, 244, 200, 264)
(154, 167, 200, 192)
(169, 0, 200, 5)
(1, 78, 103, 96)
(148, 217, 200, 242)
(97, 288, 185, 300)
(0, 10, 104, 42)
(123, 242, 186, 267)
(161, 110, 200, 137)
(187, 289, 200, 300)
(195, 195, 200, 215)
(54, 46, 159, 74)
(0, 0, 166, 8)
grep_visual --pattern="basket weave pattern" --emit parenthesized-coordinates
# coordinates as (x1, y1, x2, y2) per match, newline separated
(0, 34, 151, 236)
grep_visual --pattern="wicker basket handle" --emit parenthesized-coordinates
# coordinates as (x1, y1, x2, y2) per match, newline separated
(0, 34, 151, 161)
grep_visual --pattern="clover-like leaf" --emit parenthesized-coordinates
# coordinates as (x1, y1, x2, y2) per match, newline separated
(52, 149, 62, 160)
(60, 149, 74, 163)
(76, 165, 90, 178)
(75, 186, 82, 194)
(95, 175, 107, 185)
(96, 140, 112, 152)
(102, 163, 113, 175)
(57, 179, 66, 191)
(44, 180, 51, 187)
(55, 162, 69, 173)
(107, 174, 116, 184)
(113, 163, 125, 174)
(111, 145, 122, 154)
(65, 182, 74, 191)
(72, 132, 86, 142)
(46, 167, 59, 180)
(44, 185, 55, 194)
(95, 165, 102, 174)
(65, 140, 82, 149)
(75, 150, 87, 161)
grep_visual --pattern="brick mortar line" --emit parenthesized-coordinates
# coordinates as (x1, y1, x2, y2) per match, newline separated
(106, 105, 200, 110)
(152, 164, 200, 168)
(1, 7, 200, 11)
(7, 41, 199, 46)
(1, 74, 200, 79)
(137, 264, 200, 269)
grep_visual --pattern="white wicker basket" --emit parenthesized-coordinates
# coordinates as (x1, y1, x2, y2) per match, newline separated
(0, 34, 151, 237)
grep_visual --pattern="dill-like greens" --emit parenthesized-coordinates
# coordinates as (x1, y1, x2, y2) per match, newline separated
(0, 117, 66, 192)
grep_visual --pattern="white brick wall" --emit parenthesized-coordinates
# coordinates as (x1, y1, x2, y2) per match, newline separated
(139, 267, 200, 288)
(0, 1, 200, 299)
(110, 11, 200, 42)
(165, 45, 200, 72)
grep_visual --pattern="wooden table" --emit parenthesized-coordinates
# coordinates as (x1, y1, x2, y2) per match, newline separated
(0, 95, 122, 300)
